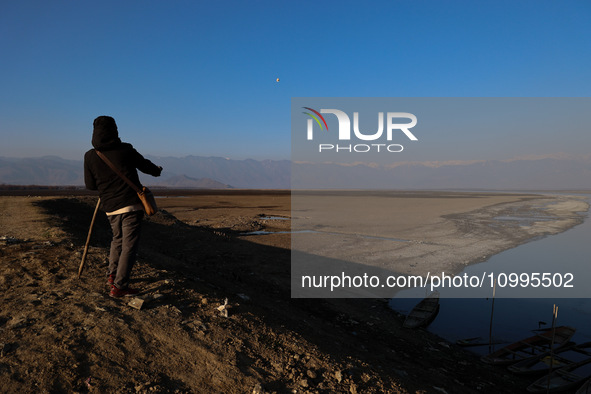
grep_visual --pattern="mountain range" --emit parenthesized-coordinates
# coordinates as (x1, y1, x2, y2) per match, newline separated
(294, 154, 591, 190)
(2, 154, 591, 190)
(0, 155, 290, 189)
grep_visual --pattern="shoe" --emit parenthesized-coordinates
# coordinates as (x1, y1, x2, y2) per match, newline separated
(106, 275, 115, 285)
(109, 286, 140, 298)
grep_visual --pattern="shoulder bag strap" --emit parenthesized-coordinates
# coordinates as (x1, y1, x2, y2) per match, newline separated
(95, 150, 142, 194)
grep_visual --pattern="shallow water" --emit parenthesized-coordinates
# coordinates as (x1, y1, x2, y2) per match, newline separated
(391, 194, 591, 352)
(243, 229, 410, 242)
(241, 230, 315, 236)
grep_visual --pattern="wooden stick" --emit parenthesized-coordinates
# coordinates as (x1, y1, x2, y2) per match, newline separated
(489, 278, 497, 353)
(78, 198, 101, 279)
(546, 304, 559, 393)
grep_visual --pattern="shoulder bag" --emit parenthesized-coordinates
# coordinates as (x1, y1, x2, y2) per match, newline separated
(95, 150, 158, 216)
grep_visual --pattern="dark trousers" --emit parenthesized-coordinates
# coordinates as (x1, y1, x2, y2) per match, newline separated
(107, 210, 143, 289)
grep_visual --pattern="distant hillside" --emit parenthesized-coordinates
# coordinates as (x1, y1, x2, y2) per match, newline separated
(147, 155, 290, 189)
(0, 156, 83, 186)
(3, 154, 591, 190)
(292, 155, 591, 190)
(0, 155, 290, 189)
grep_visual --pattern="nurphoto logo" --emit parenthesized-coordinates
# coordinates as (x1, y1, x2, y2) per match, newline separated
(302, 107, 418, 153)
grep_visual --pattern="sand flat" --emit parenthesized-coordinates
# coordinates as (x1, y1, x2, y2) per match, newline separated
(291, 191, 588, 278)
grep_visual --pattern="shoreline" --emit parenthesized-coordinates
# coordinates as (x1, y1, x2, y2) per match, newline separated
(291, 192, 589, 297)
(442, 193, 589, 274)
(3, 189, 587, 280)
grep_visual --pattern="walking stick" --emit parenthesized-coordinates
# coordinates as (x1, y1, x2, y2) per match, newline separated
(78, 198, 101, 279)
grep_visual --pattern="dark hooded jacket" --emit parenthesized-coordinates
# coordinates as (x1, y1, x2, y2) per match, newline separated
(84, 116, 162, 213)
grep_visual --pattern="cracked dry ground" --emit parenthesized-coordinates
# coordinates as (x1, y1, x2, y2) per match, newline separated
(0, 195, 529, 393)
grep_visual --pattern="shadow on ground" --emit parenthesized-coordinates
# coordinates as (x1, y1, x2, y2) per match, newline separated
(31, 196, 529, 393)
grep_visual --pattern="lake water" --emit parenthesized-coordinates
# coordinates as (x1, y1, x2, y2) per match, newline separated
(390, 194, 591, 353)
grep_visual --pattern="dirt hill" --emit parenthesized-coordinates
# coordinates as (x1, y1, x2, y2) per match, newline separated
(0, 195, 528, 393)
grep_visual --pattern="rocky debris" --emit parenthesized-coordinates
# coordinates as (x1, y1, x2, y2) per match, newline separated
(181, 319, 207, 333)
(33, 240, 56, 248)
(125, 293, 168, 310)
(128, 297, 145, 310)
(217, 298, 230, 317)
(252, 383, 264, 394)
(166, 305, 182, 314)
(0, 236, 21, 245)
(134, 381, 164, 393)
(212, 230, 231, 241)
(6, 316, 28, 329)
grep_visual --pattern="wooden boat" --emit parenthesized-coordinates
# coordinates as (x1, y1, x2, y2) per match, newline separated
(508, 341, 591, 375)
(576, 377, 591, 393)
(527, 357, 591, 393)
(480, 326, 576, 365)
(456, 337, 507, 347)
(402, 292, 440, 329)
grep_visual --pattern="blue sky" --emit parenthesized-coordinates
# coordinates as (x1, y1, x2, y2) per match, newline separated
(1, 1, 590, 161)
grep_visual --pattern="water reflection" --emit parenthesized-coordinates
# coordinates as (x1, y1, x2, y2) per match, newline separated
(391, 194, 591, 353)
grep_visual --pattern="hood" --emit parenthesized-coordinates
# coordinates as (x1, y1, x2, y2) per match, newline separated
(92, 116, 121, 150)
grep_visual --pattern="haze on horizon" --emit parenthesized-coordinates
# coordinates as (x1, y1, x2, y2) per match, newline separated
(1, 1, 590, 163)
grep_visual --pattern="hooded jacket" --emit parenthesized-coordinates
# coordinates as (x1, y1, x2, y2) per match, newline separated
(84, 116, 162, 213)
